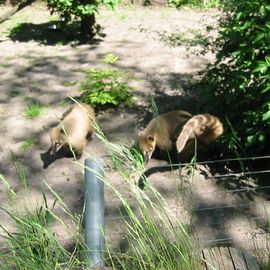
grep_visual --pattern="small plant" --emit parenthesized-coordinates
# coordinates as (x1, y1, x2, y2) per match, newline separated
(167, 0, 221, 8)
(62, 80, 78, 87)
(136, 24, 152, 33)
(158, 29, 210, 47)
(102, 53, 119, 65)
(24, 103, 46, 119)
(9, 89, 22, 97)
(79, 68, 134, 108)
(20, 137, 36, 150)
(117, 13, 128, 22)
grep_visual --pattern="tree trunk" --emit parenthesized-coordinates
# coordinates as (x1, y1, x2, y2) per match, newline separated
(80, 13, 96, 40)
(5, 0, 12, 6)
(79, 0, 96, 40)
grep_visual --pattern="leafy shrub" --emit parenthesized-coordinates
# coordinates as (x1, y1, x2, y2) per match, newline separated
(47, 0, 119, 21)
(158, 29, 210, 47)
(80, 68, 134, 108)
(47, 0, 120, 39)
(167, 0, 221, 9)
(201, 0, 270, 157)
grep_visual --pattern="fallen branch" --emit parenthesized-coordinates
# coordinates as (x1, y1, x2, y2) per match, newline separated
(0, 0, 36, 24)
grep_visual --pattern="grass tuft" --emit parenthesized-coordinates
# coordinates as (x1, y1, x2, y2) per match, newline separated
(9, 89, 22, 97)
(103, 53, 119, 65)
(24, 103, 47, 119)
(20, 137, 36, 150)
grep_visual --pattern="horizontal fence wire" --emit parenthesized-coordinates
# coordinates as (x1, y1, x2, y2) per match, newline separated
(193, 185, 270, 195)
(102, 222, 269, 243)
(1, 155, 270, 179)
(100, 156, 270, 245)
(1, 155, 270, 250)
(1, 170, 269, 212)
(207, 169, 270, 180)
(103, 211, 268, 225)
(139, 155, 270, 169)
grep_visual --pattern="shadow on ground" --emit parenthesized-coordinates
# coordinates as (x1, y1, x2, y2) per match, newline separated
(7, 21, 105, 45)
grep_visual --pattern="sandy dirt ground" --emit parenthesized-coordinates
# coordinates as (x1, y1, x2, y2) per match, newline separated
(0, 2, 269, 262)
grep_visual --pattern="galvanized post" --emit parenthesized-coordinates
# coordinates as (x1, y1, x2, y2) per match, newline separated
(84, 158, 105, 268)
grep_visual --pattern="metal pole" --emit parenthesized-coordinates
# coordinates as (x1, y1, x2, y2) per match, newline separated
(84, 158, 105, 268)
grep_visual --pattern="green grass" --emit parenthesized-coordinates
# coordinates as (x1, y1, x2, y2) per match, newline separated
(24, 104, 47, 119)
(116, 13, 128, 22)
(9, 89, 22, 97)
(0, 154, 88, 269)
(0, 62, 11, 68)
(160, 10, 171, 19)
(0, 190, 88, 269)
(102, 53, 119, 65)
(20, 138, 36, 150)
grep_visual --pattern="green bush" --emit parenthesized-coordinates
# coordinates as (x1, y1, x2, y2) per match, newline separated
(80, 68, 134, 108)
(47, 0, 119, 20)
(158, 29, 210, 47)
(201, 0, 270, 157)
(167, 0, 221, 9)
(47, 0, 120, 39)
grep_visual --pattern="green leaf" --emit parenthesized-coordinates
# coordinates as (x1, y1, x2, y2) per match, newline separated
(253, 61, 268, 73)
(253, 33, 265, 43)
(258, 132, 265, 142)
(262, 110, 270, 121)
(261, 84, 270, 93)
(246, 134, 258, 148)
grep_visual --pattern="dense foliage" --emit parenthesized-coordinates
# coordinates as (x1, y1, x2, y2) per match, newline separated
(201, 0, 270, 157)
(47, 0, 119, 21)
(47, 0, 120, 38)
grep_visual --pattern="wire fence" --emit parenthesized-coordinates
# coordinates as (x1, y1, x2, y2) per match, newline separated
(100, 155, 270, 247)
(0, 155, 269, 249)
